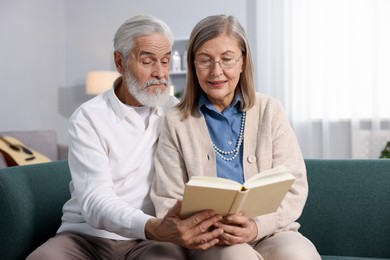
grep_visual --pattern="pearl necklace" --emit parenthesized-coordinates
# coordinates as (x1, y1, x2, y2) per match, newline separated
(212, 111, 246, 161)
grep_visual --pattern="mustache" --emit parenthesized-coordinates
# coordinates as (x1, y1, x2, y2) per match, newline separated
(144, 79, 168, 88)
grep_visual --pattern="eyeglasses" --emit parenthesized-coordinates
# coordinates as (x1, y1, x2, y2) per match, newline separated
(194, 56, 242, 69)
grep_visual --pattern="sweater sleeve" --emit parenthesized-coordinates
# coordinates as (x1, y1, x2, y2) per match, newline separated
(150, 113, 188, 218)
(250, 96, 307, 240)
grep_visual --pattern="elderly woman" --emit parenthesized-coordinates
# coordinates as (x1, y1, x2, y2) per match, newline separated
(151, 14, 320, 260)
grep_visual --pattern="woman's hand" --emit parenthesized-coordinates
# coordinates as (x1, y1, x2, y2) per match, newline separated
(214, 212, 258, 245)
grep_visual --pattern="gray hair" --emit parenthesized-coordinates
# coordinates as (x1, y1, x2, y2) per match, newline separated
(178, 14, 256, 119)
(113, 15, 173, 58)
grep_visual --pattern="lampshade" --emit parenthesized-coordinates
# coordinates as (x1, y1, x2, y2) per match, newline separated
(85, 70, 120, 95)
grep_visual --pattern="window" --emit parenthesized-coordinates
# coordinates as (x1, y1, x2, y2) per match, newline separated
(291, 0, 390, 120)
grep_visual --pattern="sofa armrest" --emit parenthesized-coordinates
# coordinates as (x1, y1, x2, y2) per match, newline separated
(0, 160, 71, 259)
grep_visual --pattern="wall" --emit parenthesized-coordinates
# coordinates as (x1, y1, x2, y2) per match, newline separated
(0, 0, 247, 145)
(0, 0, 67, 142)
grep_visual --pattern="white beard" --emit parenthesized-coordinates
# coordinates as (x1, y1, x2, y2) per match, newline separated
(124, 69, 170, 107)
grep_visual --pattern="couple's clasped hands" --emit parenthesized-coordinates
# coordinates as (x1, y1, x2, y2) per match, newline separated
(145, 201, 258, 250)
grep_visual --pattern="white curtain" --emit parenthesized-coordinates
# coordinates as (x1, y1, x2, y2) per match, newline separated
(251, 0, 390, 159)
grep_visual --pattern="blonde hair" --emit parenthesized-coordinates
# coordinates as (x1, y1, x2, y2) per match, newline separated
(177, 14, 256, 119)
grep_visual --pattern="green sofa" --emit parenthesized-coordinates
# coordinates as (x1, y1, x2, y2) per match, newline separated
(0, 159, 389, 260)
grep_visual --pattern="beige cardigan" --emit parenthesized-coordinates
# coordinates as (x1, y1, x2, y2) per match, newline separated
(151, 93, 307, 241)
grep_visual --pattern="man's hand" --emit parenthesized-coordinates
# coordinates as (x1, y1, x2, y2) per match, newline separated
(145, 201, 224, 250)
(214, 212, 258, 245)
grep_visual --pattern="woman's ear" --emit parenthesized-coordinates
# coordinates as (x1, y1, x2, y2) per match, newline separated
(114, 51, 125, 74)
(240, 55, 246, 73)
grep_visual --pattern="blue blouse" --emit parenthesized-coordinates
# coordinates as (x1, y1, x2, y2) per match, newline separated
(198, 93, 245, 184)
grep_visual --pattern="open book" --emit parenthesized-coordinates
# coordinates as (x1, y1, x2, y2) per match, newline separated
(180, 165, 295, 218)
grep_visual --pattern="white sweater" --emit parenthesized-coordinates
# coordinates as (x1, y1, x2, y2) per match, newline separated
(58, 84, 177, 240)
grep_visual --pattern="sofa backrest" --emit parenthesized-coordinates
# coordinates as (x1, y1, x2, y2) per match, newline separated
(299, 159, 390, 258)
(1, 158, 389, 259)
(0, 160, 71, 260)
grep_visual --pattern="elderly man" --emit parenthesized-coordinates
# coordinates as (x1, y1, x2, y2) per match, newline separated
(27, 15, 223, 260)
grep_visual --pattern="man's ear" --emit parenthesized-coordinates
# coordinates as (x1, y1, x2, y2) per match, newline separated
(114, 51, 125, 74)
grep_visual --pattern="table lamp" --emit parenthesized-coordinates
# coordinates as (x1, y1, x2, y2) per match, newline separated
(85, 70, 120, 95)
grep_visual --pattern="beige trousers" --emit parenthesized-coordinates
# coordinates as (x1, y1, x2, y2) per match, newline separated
(26, 232, 187, 260)
(189, 230, 321, 260)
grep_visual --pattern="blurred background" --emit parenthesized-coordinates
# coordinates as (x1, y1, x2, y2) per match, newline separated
(1, 0, 389, 159)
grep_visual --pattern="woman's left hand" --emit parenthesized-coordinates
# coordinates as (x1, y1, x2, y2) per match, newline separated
(214, 212, 258, 245)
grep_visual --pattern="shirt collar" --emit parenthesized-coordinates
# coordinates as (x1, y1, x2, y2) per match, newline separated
(198, 92, 242, 116)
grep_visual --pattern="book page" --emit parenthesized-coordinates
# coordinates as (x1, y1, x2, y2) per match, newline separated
(243, 165, 294, 189)
(187, 175, 242, 190)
